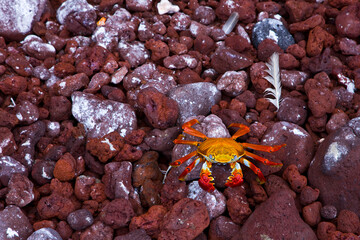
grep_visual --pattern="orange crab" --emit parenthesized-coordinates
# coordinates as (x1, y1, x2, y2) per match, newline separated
(171, 119, 286, 192)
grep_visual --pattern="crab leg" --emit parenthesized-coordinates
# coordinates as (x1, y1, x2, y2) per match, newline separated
(225, 162, 244, 187)
(244, 151, 283, 166)
(178, 157, 202, 181)
(240, 158, 266, 184)
(170, 150, 197, 167)
(228, 123, 250, 140)
(173, 134, 201, 146)
(198, 161, 215, 192)
(242, 143, 286, 152)
(182, 119, 208, 139)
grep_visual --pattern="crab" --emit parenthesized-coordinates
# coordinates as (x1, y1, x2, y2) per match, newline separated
(171, 119, 286, 192)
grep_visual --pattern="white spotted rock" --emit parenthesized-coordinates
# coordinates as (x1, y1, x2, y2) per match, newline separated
(71, 91, 137, 138)
(0, 205, 33, 239)
(308, 117, 360, 216)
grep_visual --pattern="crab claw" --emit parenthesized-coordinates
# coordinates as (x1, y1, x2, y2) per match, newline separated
(225, 162, 244, 187)
(198, 162, 215, 192)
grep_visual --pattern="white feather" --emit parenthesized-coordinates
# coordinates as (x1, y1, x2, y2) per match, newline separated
(264, 52, 282, 110)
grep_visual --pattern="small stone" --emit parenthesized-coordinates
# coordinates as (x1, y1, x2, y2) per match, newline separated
(53, 153, 76, 181)
(71, 91, 137, 138)
(159, 198, 209, 240)
(252, 18, 295, 50)
(0, 76, 27, 95)
(0, 205, 33, 239)
(49, 96, 72, 122)
(118, 41, 149, 68)
(99, 198, 135, 229)
(326, 112, 350, 134)
(193, 6, 216, 25)
(317, 222, 336, 240)
(277, 97, 307, 125)
(74, 175, 96, 201)
(145, 39, 169, 61)
(285, 0, 314, 22)
(194, 34, 215, 55)
(130, 205, 167, 238)
(335, 3, 360, 39)
(5, 174, 34, 207)
(302, 201, 322, 227)
(300, 186, 320, 206)
(80, 221, 113, 240)
(0, 127, 17, 157)
(224, 186, 252, 225)
(163, 54, 198, 69)
(67, 209, 94, 231)
(54, 73, 89, 97)
(216, 71, 248, 97)
(126, 0, 152, 11)
(208, 216, 241, 240)
(132, 151, 163, 188)
(280, 70, 308, 90)
(21, 35, 56, 60)
(0, 156, 27, 186)
(282, 165, 307, 193)
(115, 229, 151, 240)
(85, 72, 111, 93)
(211, 46, 253, 74)
(337, 209, 360, 234)
(320, 205, 338, 220)
(215, 0, 256, 23)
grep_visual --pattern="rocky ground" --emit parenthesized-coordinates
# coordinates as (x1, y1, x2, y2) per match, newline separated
(0, 0, 360, 239)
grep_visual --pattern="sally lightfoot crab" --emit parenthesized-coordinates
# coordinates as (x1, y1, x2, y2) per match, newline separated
(171, 119, 286, 192)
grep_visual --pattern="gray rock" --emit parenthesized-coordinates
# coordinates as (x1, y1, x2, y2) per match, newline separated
(308, 117, 360, 216)
(71, 91, 137, 138)
(169, 83, 221, 124)
(252, 18, 295, 50)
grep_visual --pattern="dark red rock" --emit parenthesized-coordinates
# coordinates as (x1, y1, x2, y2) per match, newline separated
(54, 73, 89, 97)
(0, 76, 27, 95)
(300, 186, 320, 206)
(129, 205, 167, 238)
(308, 87, 337, 118)
(285, 0, 314, 22)
(80, 221, 113, 240)
(289, 14, 325, 33)
(336, 3, 360, 39)
(308, 117, 360, 216)
(302, 201, 322, 227)
(67, 209, 94, 231)
(224, 186, 252, 224)
(215, 0, 256, 23)
(21, 35, 56, 60)
(164, 54, 198, 69)
(37, 192, 77, 220)
(234, 190, 317, 240)
(5, 53, 32, 77)
(0, 127, 17, 157)
(132, 151, 163, 188)
(118, 41, 149, 68)
(257, 39, 283, 62)
(264, 175, 296, 198)
(277, 97, 307, 125)
(99, 198, 135, 229)
(283, 164, 307, 193)
(216, 71, 248, 97)
(74, 175, 96, 201)
(320, 205, 338, 220)
(225, 35, 252, 53)
(211, 46, 253, 74)
(115, 229, 151, 240)
(5, 173, 34, 207)
(209, 216, 241, 240)
(126, 0, 152, 11)
(159, 198, 210, 240)
(326, 112, 350, 134)
(193, 6, 216, 25)
(317, 221, 336, 240)
(306, 26, 335, 57)
(137, 87, 179, 130)
(0, 205, 33, 239)
(337, 209, 360, 234)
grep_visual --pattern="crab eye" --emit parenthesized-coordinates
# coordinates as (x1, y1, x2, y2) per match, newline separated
(232, 155, 238, 160)
(209, 154, 214, 160)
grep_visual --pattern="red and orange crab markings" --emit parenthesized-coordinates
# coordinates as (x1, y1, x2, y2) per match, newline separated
(171, 119, 286, 192)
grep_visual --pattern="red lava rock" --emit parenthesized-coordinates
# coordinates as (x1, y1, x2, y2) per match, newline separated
(225, 35, 251, 53)
(287, 43, 306, 59)
(289, 14, 325, 33)
(5, 53, 32, 77)
(302, 201, 322, 227)
(282, 165, 307, 193)
(194, 34, 215, 55)
(236, 90, 256, 109)
(74, 175, 96, 201)
(279, 53, 300, 69)
(337, 37, 360, 55)
(90, 182, 107, 203)
(0, 75, 27, 95)
(67, 208, 94, 231)
(281, 70, 308, 90)
(264, 175, 296, 199)
(85, 72, 111, 93)
(215, 0, 256, 23)
(126, 0, 152, 11)
(285, 0, 314, 22)
(86, 131, 124, 163)
(308, 115, 327, 132)
(216, 71, 248, 97)
(33, 220, 56, 231)
(80, 221, 113, 240)
(337, 209, 360, 234)
(0, 156, 28, 186)
(326, 112, 350, 134)
(118, 41, 149, 68)
(0, 205, 33, 239)
(160, 170, 187, 209)
(177, 68, 203, 84)
(308, 118, 360, 216)
(159, 198, 210, 240)
(257, 39, 283, 62)
(321, 205, 338, 220)
(137, 87, 179, 130)
(208, 216, 241, 240)
(211, 46, 253, 74)
(54, 62, 76, 78)
(114, 144, 143, 162)
(110, 66, 127, 85)
(124, 129, 145, 145)
(193, 6, 215, 25)
(144, 127, 179, 152)
(0, 127, 17, 157)
(308, 87, 337, 118)
(56, 221, 73, 240)
(250, 180, 268, 203)
(102, 161, 134, 200)
(0, 109, 18, 128)
(53, 73, 89, 97)
(169, 41, 188, 55)
(99, 198, 135, 229)
(14, 100, 39, 125)
(224, 186, 252, 224)
(164, 54, 198, 69)
(49, 96, 72, 122)
(5, 173, 34, 207)
(306, 26, 335, 57)
(228, 99, 247, 117)
(37, 191, 77, 220)
(139, 179, 162, 208)
(53, 153, 77, 181)
(145, 39, 169, 61)
(329, 231, 360, 240)
(300, 186, 320, 206)
(234, 190, 317, 240)
(132, 151, 163, 188)
(277, 97, 307, 125)
(187, 181, 226, 219)
(129, 205, 167, 238)
(336, 3, 360, 39)
(317, 221, 337, 240)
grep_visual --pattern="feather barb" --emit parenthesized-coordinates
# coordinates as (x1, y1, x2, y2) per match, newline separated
(264, 52, 282, 110)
